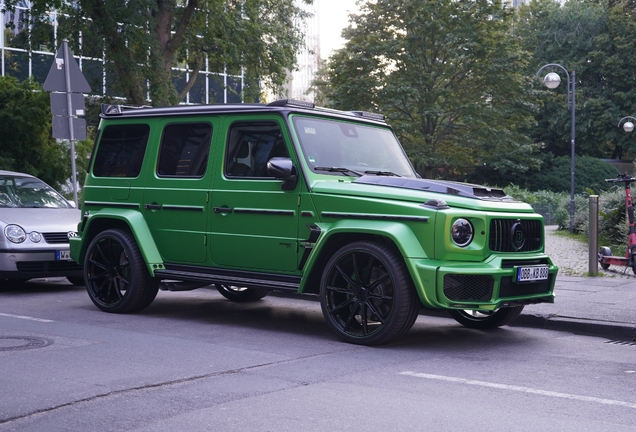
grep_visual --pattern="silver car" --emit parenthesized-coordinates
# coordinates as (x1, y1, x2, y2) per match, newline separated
(0, 170, 83, 284)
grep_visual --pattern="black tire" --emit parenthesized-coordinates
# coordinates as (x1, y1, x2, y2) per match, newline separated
(66, 276, 85, 286)
(84, 229, 159, 313)
(215, 285, 268, 302)
(599, 247, 611, 270)
(320, 241, 419, 345)
(448, 306, 524, 330)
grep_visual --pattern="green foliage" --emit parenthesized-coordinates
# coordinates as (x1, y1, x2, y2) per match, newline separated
(0, 76, 71, 190)
(318, 0, 542, 181)
(3, 0, 310, 106)
(518, 155, 619, 193)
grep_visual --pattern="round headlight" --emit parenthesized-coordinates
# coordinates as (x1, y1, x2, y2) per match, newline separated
(29, 231, 42, 243)
(5, 225, 26, 243)
(451, 218, 474, 247)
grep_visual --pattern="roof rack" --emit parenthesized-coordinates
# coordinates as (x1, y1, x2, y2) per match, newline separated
(101, 103, 153, 116)
(350, 111, 386, 122)
(267, 99, 315, 109)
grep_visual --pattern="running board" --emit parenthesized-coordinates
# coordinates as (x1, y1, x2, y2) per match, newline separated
(154, 266, 301, 292)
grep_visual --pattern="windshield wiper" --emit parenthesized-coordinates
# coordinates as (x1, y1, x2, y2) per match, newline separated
(364, 170, 401, 177)
(314, 167, 364, 177)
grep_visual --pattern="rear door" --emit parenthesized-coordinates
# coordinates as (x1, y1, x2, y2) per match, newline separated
(142, 118, 216, 263)
(209, 115, 301, 272)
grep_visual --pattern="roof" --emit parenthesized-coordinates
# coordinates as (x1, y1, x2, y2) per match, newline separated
(100, 99, 387, 125)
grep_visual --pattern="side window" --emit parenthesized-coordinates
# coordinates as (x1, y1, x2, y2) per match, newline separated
(225, 122, 289, 178)
(93, 124, 150, 177)
(157, 123, 212, 177)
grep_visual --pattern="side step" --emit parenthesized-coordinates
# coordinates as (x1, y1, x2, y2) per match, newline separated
(155, 265, 301, 293)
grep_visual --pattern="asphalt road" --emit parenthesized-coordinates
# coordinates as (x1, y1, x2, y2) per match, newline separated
(1, 279, 635, 431)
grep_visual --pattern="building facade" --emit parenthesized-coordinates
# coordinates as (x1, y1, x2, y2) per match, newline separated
(0, 0, 244, 104)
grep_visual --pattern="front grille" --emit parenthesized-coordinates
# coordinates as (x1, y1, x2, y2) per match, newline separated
(489, 219, 542, 252)
(443, 274, 494, 301)
(499, 274, 554, 298)
(16, 261, 82, 272)
(43, 232, 70, 244)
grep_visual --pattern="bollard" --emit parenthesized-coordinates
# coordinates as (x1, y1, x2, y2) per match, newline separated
(589, 195, 599, 275)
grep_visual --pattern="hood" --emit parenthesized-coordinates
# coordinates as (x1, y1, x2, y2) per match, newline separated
(311, 176, 533, 212)
(0, 208, 81, 232)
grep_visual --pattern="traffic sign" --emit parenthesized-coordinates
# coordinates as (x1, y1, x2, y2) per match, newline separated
(43, 42, 91, 93)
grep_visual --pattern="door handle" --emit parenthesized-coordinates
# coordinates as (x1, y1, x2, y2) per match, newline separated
(144, 203, 162, 210)
(213, 207, 233, 214)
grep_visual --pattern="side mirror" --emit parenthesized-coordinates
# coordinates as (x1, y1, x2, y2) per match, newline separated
(267, 157, 298, 191)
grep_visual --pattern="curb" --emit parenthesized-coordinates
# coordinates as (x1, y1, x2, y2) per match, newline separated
(511, 313, 636, 342)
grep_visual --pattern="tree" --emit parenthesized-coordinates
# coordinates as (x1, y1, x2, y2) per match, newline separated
(4, 0, 310, 106)
(0, 76, 70, 190)
(316, 0, 541, 180)
(517, 0, 636, 162)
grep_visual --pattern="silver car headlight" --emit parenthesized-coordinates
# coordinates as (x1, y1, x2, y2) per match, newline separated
(29, 231, 42, 243)
(451, 218, 474, 247)
(5, 224, 27, 243)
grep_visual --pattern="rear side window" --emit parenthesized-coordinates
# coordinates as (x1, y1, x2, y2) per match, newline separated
(93, 124, 150, 177)
(157, 123, 212, 177)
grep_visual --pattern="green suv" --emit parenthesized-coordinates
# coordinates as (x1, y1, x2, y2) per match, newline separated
(70, 99, 557, 345)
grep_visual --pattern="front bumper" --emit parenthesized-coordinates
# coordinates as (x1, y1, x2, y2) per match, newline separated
(408, 254, 558, 310)
(0, 250, 83, 279)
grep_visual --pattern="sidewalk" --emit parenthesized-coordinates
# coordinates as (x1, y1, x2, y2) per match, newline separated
(512, 226, 636, 341)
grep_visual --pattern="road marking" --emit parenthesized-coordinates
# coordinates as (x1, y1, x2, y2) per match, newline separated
(0, 313, 53, 323)
(399, 371, 636, 409)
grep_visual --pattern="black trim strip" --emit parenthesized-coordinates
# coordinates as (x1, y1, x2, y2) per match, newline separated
(298, 224, 322, 271)
(161, 205, 204, 212)
(321, 212, 428, 223)
(84, 201, 140, 209)
(234, 208, 295, 216)
(156, 264, 301, 292)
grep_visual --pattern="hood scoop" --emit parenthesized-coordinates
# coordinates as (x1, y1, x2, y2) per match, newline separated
(353, 176, 513, 201)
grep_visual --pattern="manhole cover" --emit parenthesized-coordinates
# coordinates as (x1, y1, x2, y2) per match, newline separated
(0, 336, 53, 352)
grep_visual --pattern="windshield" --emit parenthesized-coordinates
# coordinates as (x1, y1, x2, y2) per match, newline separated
(0, 175, 72, 209)
(292, 116, 416, 178)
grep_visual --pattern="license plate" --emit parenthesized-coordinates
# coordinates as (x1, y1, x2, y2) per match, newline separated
(516, 265, 549, 282)
(56, 250, 72, 261)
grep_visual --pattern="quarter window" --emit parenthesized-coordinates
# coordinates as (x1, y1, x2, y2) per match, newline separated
(93, 124, 150, 177)
(157, 123, 212, 177)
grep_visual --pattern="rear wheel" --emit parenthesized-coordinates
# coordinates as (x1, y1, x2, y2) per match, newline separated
(84, 229, 159, 313)
(215, 285, 269, 302)
(320, 241, 419, 345)
(448, 306, 524, 330)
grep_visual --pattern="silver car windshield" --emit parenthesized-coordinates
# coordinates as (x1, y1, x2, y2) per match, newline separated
(292, 116, 416, 178)
(0, 176, 72, 208)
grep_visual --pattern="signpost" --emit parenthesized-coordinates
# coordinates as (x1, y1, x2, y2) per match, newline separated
(43, 39, 91, 207)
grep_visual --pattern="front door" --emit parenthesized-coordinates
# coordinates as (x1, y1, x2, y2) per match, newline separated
(143, 118, 216, 263)
(209, 117, 300, 272)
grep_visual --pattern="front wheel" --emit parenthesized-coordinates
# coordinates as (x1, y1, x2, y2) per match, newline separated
(215, 285, 268, 302)
(320, 241, 419, 345)
(84, 229, 159, 313)
(448, 306, 524, 330)
(599, 246, 611, 270)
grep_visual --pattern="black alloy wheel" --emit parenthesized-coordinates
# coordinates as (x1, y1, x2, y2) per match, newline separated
(320, 241, 419, 345)
(84, 229, 159, 313)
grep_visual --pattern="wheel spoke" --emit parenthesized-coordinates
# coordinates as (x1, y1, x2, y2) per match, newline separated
(359, 302, 368, 335)
(365, 300, 387, 324)
(325, 284, 354, 295)
(329, 295, 355, 315)
(361, 254, 375, 285)
(335, 263, 357, 289)
(367, 271, 390, 290)
(343, 301, 361, 332)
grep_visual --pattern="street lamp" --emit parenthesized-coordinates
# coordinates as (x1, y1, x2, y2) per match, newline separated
(535, 64, 576, 234)
(618, 116, 636, 133)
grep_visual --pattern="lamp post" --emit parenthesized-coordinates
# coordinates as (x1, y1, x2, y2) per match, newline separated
(535, 64, 576, 234)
